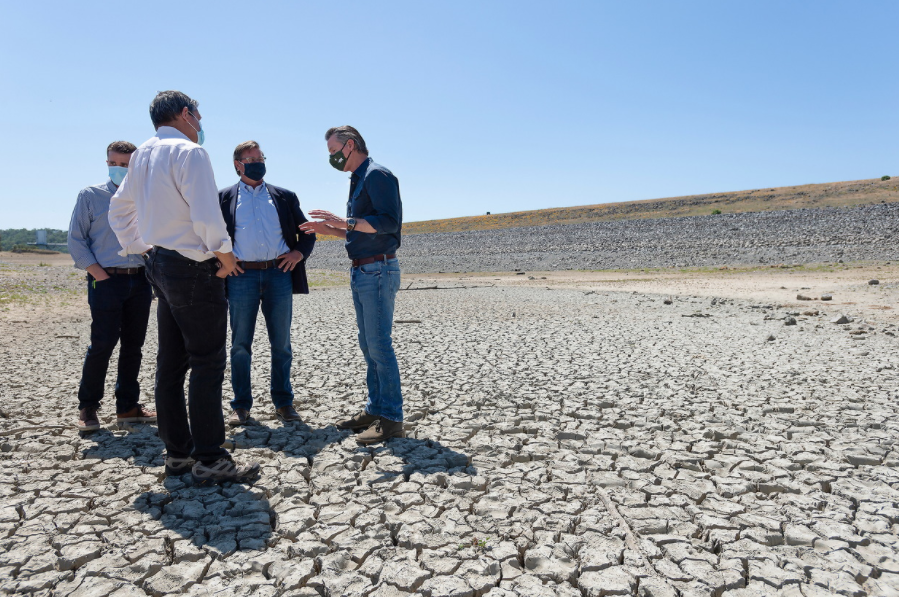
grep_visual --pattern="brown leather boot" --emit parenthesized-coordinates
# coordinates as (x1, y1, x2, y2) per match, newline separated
(228, 409, 250, 427)
(355, 418, 405, 445)
(117, 404, 157, 424)
(336, 410, 378, 431)
(77, 408, 100, 432)
(276, 405, 302, 422)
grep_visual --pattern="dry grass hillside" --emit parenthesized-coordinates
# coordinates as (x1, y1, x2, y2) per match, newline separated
(403, 176, 898, 235)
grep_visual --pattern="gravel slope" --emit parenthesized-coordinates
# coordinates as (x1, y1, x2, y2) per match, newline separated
(308, 203, 899, 272)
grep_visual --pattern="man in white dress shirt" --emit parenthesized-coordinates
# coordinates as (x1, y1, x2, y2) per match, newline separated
(109, 90, 259, 485)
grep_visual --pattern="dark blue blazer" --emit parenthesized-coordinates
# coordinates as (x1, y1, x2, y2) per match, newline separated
(219, 183, 316, 294)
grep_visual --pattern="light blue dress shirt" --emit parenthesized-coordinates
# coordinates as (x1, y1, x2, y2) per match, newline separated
(67, 179, 145, 270)
(233, 181, 290, 261)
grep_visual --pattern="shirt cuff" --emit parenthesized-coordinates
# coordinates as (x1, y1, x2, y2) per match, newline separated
(363, 215, 398, 235)
(73, 257, 98, 271)
(210, 238, 233, 254)
(118, 241, 153, 257)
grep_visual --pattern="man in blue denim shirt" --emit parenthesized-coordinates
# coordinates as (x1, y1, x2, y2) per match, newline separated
(300, 126, 404, 444)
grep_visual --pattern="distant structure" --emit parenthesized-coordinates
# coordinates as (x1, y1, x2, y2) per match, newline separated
(27, 229, 66, 249)
(486, 212, 491, 215)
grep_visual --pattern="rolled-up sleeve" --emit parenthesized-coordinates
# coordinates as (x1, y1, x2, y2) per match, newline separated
(178, 148, 233, 254)
(361, 170, 401, 234)
(109, 172, 153, 256)
(67, 190, 98, 270)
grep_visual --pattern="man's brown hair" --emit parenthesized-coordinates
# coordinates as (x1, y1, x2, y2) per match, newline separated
(325, 126, 368, 155)
(107, 141, 137, 155)
(233, 140, 261, 174)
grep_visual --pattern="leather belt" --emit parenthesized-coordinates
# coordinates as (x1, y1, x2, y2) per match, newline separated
(239, 260, 280, 270)
(104, 267, 144, 275)
(151, 247, 219, 270)
(351, 254, 396, 268)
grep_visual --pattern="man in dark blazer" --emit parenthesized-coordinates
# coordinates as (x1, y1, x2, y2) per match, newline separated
(219, 140, 315, 426)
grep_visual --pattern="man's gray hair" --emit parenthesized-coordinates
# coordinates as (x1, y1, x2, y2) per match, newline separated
(150, 90, 199, 129)
(325, 126, 368, 155)
(233, 140, 261, 175)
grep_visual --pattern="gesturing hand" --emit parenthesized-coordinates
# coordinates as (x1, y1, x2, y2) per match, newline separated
(307, 210, 347, 229)
(299, 220, 339, 236)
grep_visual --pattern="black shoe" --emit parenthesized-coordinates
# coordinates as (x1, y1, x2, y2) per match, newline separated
(192, 458, 260, 486)
(336, 410, 379, 431)
(164, 455, 195, 477)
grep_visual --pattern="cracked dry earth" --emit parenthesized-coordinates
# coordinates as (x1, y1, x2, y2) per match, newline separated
(2, 266, 899, 597)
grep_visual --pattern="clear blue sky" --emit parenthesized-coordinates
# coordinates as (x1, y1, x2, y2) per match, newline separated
(1, 1, 896, 230)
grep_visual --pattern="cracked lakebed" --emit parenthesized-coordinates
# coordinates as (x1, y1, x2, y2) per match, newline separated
(1, 262, 899, 596)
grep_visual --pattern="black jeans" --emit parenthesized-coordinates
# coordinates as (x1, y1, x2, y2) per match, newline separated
(145, 249, 229, 464)
(77, 271, 152, 413)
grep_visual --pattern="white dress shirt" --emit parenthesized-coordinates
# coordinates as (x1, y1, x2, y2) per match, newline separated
(108, 126, 232, 262)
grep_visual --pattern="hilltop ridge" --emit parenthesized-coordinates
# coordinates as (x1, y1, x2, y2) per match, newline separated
(404, 176, 897, 235)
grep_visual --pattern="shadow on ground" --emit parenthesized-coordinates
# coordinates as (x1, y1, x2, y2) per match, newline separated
(359, 437, 476, 484)
(124, 421, 473, 557)
(134, 479, 272, 555)
(228, 420, 349, 461)
(230, 422, 475, 481)
(80, 423, 164, 467)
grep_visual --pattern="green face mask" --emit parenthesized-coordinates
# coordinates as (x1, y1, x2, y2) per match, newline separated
(329, 140, 351, 171)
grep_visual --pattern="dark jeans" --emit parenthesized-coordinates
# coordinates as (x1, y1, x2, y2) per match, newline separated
(77, 272, 152, 413)
(226, 267, 294, 411)
(145, 249, 229, 463)
(351, 258, 403, 422)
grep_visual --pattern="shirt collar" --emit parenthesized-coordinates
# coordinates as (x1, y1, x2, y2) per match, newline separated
(240, 180, 267, 195)
(105, 179, 118, 193)
(156, 125, 192, 141)
(351, 156, 372, 180)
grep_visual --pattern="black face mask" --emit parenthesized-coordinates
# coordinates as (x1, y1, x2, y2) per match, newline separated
(243, 162, 266, 181)
(329, 140, 352, 171)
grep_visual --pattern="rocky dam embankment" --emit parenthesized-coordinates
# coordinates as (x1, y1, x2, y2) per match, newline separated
(308, 203, 899, 272)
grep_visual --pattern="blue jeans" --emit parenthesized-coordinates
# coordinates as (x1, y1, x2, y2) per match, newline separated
(351, 258, 403, 422)
(77, 272, 152, 413)
(227, 267, 294, 411)
(145, 249, 229, 464)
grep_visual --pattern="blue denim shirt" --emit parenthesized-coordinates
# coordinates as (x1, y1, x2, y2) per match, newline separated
(345, 157, 402, 260)
(233, 181, 290, 261)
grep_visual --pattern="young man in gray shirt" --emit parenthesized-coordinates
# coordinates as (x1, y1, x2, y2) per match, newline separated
(68, 141, 156, 432)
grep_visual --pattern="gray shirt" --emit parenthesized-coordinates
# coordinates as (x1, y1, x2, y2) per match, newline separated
(68, 179, 145, 270)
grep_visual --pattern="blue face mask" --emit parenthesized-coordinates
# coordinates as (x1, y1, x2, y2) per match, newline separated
(109, 166, 128, 186)
(187, 112, 205, 146)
